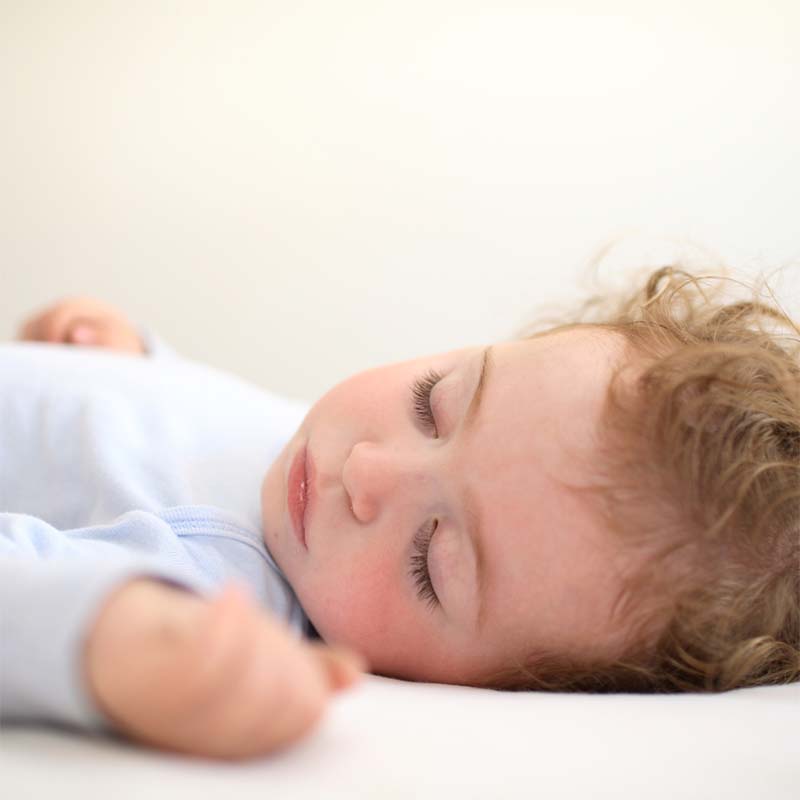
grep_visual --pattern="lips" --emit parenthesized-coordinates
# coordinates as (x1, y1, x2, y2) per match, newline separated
(288, 444, 309, 549)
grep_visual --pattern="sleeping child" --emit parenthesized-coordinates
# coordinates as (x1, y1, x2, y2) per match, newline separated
(1, 266, 798, 760)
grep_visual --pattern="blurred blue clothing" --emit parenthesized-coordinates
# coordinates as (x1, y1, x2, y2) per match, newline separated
(0, 329, 312, 732)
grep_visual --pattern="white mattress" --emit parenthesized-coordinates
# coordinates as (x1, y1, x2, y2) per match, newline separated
(1, 675, 797, 799)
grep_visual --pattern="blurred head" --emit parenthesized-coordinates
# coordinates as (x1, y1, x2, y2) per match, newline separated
(261, 325, 647, 684)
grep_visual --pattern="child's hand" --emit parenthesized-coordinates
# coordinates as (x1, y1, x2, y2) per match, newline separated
(84, 578, 365, 760)
(16, 296, 146, 355)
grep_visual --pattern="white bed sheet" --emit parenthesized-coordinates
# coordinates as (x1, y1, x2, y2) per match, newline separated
(1, 675, 797, 799)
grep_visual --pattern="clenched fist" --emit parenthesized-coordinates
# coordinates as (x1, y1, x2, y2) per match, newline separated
(17, 296, 146, 355)
(84, 579, 366, 760)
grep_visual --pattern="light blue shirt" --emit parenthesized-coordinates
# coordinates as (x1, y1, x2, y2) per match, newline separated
(0, 330, 312, 732)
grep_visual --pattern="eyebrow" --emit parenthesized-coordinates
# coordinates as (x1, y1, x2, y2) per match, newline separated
(461, 345, 493, 632)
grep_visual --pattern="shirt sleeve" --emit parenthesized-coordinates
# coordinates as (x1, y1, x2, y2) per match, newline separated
(0, 512, 215, 733)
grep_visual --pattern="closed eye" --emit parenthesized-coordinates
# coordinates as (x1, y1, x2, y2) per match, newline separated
(410, 368, 443, 437)
(410, 518, 439, 609)
(408, 368, 444, 609)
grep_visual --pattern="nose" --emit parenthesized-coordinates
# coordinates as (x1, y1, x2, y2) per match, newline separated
(342, 440, 434, 524)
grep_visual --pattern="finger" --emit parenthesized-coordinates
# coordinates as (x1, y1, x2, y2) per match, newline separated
(66, 314, 144, 354)
(182, 585, 325, 758)
(213, 581, 256, 612)
(17, 312, 47, 341)
(21, 298, 99, 343)
(158, 584, 258, 746)
(38, 306, 79, 343)
(180, 583, 255, 695)
(201, 582, 257, 648)
(310, 643, 368, 690)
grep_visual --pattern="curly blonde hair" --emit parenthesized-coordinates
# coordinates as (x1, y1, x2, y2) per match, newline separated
(483, 264, 800, 692)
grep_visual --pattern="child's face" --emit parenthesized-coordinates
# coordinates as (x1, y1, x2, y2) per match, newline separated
(261, 326, 638, 684)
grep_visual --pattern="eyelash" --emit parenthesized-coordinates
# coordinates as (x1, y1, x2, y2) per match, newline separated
(411, 368, 443, 437)
(408, 368, 445, 609)
(410, 518, 440, 610)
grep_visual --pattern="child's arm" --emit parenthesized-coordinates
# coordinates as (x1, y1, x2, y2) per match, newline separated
(0, 510, 363, 757)
(85, 578, 363, 760)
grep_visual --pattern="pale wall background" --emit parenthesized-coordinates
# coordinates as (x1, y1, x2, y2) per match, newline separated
(2, 0, 799, 403)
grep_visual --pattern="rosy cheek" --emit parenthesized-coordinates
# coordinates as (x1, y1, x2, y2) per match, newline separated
(305, 554, 396, 648)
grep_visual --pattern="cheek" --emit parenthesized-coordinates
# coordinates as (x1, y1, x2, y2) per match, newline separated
(301, 549, 397, 651)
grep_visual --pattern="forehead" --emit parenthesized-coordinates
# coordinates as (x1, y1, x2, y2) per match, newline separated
(508, 323, 623, 379)
(494, 326, 625, 464)
(474, 326, 633, 661)
(485, 326, 627, 548)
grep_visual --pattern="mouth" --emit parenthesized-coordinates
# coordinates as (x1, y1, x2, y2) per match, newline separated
(288, 444, 309, 549)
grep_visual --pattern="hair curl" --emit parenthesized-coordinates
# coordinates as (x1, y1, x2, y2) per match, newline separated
(482, 264, 800, 692)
